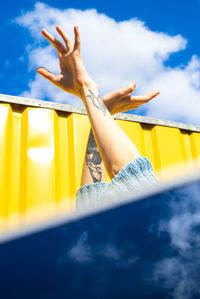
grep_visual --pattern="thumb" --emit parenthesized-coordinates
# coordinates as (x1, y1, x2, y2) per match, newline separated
(118, 82, 136, 97)
(36, 67, 58, 84)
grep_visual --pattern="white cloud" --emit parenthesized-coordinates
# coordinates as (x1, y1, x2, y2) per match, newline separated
(67, 230, 138, 268)
(153, 187, 200, 299)
(68, 231, 92, 263)
(154, 257, 200, 299)
(16, 2, 200, 124)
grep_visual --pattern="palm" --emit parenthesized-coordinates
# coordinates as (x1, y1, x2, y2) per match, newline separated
(37, 26, 159, 107)
(37, 26, 91, 98)
(57, 56, 75, 94)
(58, 53, 82, 96)
(102, 83, 160, 115)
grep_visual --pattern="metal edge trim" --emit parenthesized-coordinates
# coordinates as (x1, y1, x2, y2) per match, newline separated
(0, 93, 200, 132)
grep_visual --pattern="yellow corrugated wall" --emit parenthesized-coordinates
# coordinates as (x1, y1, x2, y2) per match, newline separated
(0, 98, 200, 231)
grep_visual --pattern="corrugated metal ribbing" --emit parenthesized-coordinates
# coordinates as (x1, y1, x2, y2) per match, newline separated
(0, 98, 200, 230)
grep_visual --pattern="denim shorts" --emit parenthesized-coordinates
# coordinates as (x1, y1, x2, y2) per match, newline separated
(76, 156, 158, 208)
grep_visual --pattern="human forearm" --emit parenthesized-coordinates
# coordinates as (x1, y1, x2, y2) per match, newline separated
(81, 129, 107, 186)
(82, 88, 134, 186)
(80, 84, 140, 178)
(37, 25, 158, 180)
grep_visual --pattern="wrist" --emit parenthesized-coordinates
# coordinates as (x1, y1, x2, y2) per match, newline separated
(79, 80, 99, 99)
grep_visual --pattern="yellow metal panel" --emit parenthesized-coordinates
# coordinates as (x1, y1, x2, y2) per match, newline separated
(155, 126, 183, 167)
(6, 106, 24, 230)
(72, 114, 90, 188)
(0, 99, 200, 232)
(23, 108, 57, 223)
(151, 126, 196, 180)
(150, 124, 161, 172)
(180, 130, 193, 162)
(190, 132, 200, 160)
(66, 113, 77, 199)
(19, 107, 28, 221)
(179, 130, 195, 173)
(108, 119, 147, 182)
(55, 111, 71, 212)
(0, 105, 11, 230)
(116, 119, 145, 154)
(141, 124, 156, 168)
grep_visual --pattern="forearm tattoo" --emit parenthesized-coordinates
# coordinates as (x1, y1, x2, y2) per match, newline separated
(86, 89, 107, 116)
(86, 130, 103, 183)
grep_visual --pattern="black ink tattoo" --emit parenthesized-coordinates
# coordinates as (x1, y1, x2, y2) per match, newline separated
(86, 89, 107, 116)
(86, 130, 103, 183)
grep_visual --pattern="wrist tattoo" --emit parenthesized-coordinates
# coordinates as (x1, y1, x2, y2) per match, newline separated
(86, 130, 103, 183)
(86, 89, 107, 116)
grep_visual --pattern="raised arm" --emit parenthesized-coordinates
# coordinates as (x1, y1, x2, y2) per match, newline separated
(37, 25, 97, 98)
(37, 25, 159, 178)
(37, 25, 159, 110)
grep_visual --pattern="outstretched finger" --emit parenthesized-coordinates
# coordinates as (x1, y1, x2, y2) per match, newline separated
(56, 25, 73, 51)
(41, 29, 66, 56)
(102, 82, 136, 101)
(131, 91, 160, 102)
(118, 82, 136, 97)
(73, 26, 81, 52)
(37, 67, 59, 84)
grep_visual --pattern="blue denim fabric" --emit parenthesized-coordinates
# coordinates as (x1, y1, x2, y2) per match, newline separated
(76, 156, 158, 208)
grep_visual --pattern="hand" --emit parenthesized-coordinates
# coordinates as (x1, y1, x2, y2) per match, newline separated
(37, 26, 97, 98)
(102, 83, 160, 115)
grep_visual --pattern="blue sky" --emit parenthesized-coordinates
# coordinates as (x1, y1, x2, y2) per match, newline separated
(1, 0, 200, 124)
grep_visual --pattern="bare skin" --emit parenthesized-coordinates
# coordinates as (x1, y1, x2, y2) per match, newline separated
(81, 84, 159, 186)
(37, 26, 159, 181)
(102, 84, 159, 115)
(37, 26, 97, 98)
